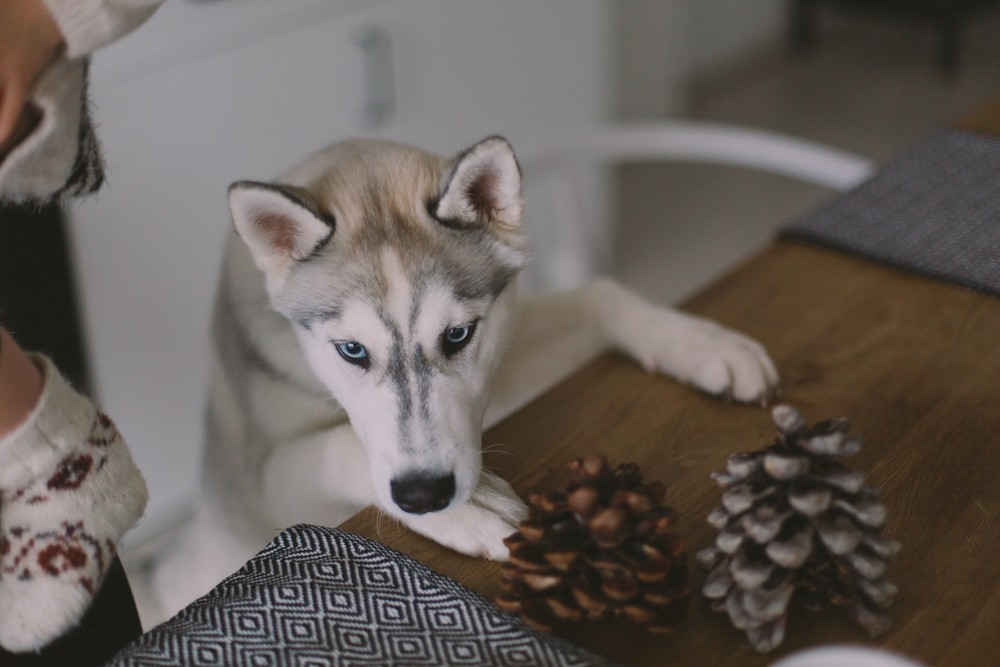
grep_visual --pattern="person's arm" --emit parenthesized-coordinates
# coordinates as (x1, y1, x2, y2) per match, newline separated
(0, 0, 64, 152)
(0, 327, 44, 440)
(0, 0, 163, 153)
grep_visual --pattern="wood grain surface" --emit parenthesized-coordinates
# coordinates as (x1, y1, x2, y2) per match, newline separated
(342, 240, 1000, 666)
(341, 106, 1000, 665)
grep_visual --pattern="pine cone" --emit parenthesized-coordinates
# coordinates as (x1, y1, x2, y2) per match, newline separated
(698, 405, 900, 653)
(496, 456, 691, 634)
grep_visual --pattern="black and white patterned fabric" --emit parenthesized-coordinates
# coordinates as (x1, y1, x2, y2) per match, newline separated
(781, 129, 1000, 296)
(111, 525, 618, 666)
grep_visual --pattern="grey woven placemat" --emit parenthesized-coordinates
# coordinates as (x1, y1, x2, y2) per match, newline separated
(781, 129, 1000, 296)
(110, 525, 619, 667)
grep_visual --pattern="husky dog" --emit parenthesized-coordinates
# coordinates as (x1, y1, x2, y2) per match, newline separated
(152, 136, 778, 618)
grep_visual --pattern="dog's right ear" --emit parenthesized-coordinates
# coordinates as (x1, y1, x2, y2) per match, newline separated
(228, 181, 334, 286)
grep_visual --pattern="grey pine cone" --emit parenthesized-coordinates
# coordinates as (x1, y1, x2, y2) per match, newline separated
(497, 456, 692, 634)
(697, 405, 899, 653)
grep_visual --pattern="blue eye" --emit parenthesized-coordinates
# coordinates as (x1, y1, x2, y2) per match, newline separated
(446, 326, 471, 343)
(442, 322, 477, 357)
(335, 341, 370, 368)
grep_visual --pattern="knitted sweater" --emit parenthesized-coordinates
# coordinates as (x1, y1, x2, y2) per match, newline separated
(0, 0, 163, 204)
(43, 0, 163, 58)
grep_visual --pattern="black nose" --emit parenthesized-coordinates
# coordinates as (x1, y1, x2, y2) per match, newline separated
(390, 472, 456, 514)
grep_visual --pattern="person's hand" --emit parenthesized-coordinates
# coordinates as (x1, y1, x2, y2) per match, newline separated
(0, 0, 64, 152)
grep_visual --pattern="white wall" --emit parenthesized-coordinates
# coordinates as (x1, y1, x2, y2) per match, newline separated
(612, 0, 693, 119)
(613, 0, 786, 118)
(689, 0, 786, 73)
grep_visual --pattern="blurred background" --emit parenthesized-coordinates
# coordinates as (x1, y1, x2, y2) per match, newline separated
(3, 0, 997, 560)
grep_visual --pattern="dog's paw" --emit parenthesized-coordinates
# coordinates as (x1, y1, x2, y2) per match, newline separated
(636, 311, 780, 405)
(401, 471, 527, 560)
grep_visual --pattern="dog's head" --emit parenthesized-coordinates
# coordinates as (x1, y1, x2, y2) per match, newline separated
(228, 136, 527, 517)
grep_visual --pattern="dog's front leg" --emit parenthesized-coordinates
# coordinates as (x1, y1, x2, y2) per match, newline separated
(396, 470, 527, 560)
(487, 278, 778, 427)
(582, 278, 779, 403)
(261, 422, 378, 529)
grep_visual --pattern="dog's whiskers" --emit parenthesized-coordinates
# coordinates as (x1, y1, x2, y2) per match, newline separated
(481, 442, 524, 481)
(481, 442, 516, 457)
(373, 508, 404, 543)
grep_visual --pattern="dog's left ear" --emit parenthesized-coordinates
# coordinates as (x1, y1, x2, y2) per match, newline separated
(435, 136, 523, 230)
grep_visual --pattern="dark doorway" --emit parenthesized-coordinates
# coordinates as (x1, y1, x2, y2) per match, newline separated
(0, 203, 90, 394)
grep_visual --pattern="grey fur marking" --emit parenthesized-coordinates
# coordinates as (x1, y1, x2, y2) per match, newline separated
(293, 307, 342, 330)
(383, 316, 415, 453)
(377, 287, 440, 457)
(413, 344, 435, 434)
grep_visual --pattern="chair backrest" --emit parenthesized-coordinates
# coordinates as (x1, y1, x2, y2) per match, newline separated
(518, 121, 873, 293)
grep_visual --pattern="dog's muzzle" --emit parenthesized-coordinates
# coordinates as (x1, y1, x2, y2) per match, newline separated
(390, 472, 456, 514)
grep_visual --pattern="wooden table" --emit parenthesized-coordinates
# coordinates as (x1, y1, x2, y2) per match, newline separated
(342, 96, 1000, 666)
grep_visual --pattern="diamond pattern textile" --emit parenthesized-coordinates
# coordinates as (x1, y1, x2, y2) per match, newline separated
(110, 524, 618, 666)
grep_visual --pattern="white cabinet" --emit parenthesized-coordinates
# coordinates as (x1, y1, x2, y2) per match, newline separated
(67, 0, 611, 545)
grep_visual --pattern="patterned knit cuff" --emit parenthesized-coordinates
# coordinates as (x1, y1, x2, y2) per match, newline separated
(42, 0, 163, 58)
(0, 355, 96, 492)
(0, 57, 105, 205)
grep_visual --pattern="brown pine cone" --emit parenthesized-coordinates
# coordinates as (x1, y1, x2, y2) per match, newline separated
(496, 456, 691, 634)
(698, 405, 900, 653)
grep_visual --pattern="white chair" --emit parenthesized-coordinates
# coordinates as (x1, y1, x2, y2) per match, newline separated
(519, 121, 874, 293)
